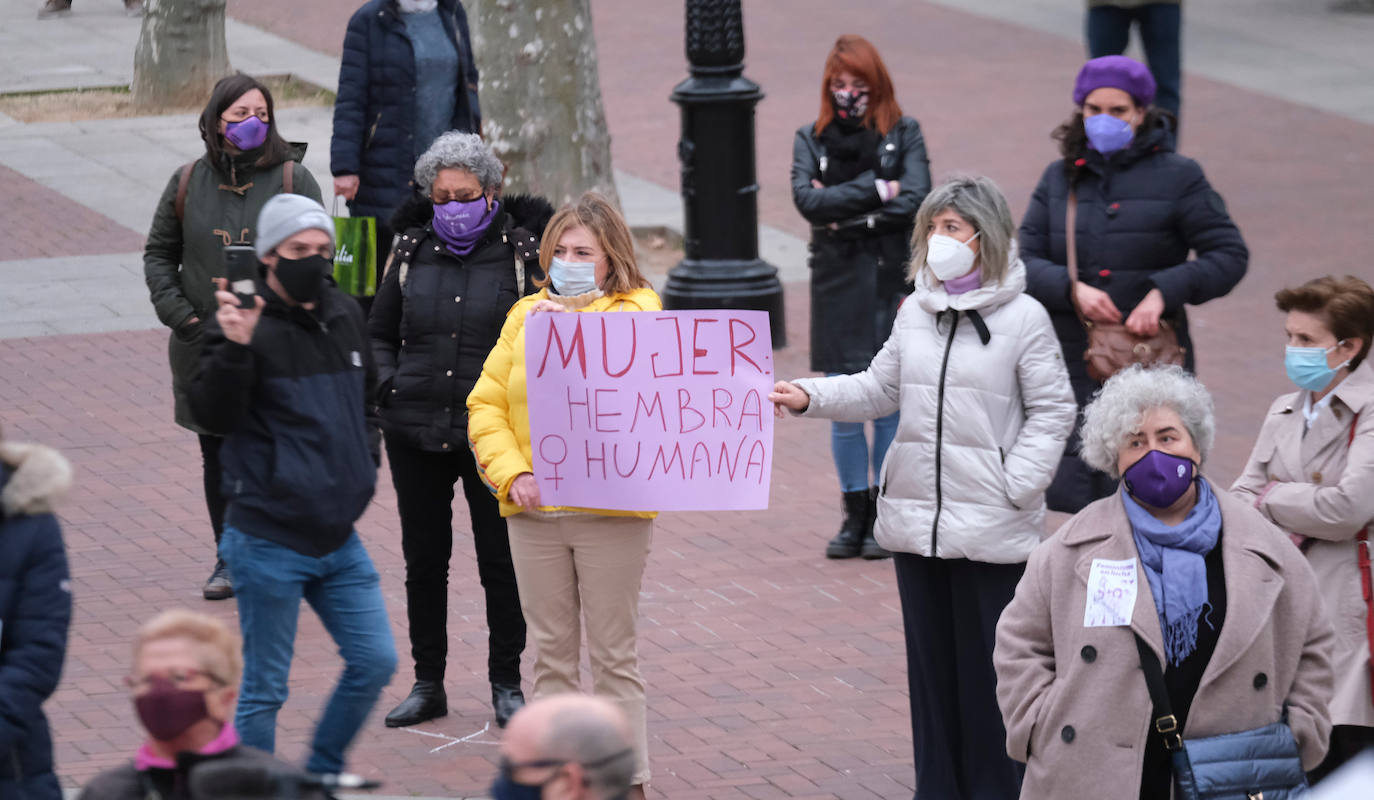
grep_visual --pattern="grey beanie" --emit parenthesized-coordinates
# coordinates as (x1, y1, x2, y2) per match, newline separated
(254, 193, 334, 258)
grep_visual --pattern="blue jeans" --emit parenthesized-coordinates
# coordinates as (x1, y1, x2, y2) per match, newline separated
(1086, 4, 1182, 120)
(828, 376, 900, 492)
(220, 526, 397, 774)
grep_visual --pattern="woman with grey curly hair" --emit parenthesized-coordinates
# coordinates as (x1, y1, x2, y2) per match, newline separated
(995, 365, 1335, 799)
(367, 130, 554, 730)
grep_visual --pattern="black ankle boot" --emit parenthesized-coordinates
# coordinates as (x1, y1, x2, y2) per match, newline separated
(860, 486, 891, 559)
(825, 489, 869, 559)
(384, 680, 447, 727)
(492, 682, 525, 728)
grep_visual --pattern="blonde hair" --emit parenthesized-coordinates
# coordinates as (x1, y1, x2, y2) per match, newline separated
(908, 175, 1015, 285)
(135, 609, 242, 686)
(536, 192, 650, 298)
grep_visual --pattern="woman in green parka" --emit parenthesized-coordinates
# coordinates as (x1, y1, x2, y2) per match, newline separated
(143, 73, 323, 600)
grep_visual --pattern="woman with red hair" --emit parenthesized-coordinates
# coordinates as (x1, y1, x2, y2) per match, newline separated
(791, 34, 931, 560)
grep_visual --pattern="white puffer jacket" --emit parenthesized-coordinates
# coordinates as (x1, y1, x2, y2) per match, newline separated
(795, 256, 1075, 562)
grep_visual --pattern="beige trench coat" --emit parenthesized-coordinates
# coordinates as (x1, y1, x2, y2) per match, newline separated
(994, 487, 1334, 799)
(1232, 361, 1374, 728)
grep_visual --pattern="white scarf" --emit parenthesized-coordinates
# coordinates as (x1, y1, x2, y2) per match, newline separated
(397, 0, 438, 13)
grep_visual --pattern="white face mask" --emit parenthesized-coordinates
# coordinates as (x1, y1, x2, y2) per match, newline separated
(549, 256, 598, 296)
(926, 231, 980, 281)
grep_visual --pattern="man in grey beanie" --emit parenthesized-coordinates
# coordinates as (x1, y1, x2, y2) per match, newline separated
(187, 192, 396, 778)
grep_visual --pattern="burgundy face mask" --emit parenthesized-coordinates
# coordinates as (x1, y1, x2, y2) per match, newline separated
(134, 677, 211, 741)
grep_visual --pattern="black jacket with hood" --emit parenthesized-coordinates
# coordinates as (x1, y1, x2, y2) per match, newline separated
(369, 193, 553, 452)
(189, 277, 380, 557)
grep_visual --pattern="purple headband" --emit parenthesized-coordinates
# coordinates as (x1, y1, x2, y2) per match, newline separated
(1072, 55, 1156, 108)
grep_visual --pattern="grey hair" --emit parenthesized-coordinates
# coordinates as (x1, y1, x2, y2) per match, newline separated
(1079, 365, 1216, 478)
(412, 131, 504, 193)
(543, 707, 636, 799)
(908, 174, 1015, 285)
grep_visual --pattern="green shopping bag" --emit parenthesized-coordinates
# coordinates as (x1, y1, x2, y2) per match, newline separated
(333, 200, 377, 297)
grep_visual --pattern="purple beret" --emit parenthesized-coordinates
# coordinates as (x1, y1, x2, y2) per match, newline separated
(1072, 55, 1156, 108)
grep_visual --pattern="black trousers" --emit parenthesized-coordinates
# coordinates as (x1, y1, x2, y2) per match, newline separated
(385, 435, 525, 685)
(198, 434, 226, 547)
(894, 553, 1026, 800)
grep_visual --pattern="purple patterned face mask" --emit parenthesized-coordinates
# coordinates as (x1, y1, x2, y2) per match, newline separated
(223, 116, 269, 151)
(432, 197, 497, 257)
(1122, 449, 1195, 509)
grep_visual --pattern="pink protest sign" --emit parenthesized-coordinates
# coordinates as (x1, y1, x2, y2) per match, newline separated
(525, 309, 774, 512)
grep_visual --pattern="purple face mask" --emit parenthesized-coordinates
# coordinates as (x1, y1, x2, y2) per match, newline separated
(1122, 449, 1195, 509)
(432, 197, 498, 257)
(224, 116, 269, 151)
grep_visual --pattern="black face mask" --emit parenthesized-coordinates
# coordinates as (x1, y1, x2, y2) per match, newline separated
(273, 254, 331, 304)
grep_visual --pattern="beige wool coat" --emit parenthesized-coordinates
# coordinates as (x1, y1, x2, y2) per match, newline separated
(1232, 361, 1374, 728)
(994, 487, 1334, 799)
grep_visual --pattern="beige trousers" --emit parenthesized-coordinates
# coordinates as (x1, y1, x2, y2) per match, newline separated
(505, 512, 654, 784)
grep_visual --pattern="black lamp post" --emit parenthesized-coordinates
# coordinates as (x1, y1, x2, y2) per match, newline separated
(663, 0, 786, 347)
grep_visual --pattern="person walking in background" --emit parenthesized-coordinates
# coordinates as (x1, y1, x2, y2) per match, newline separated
(144, 73, 324, 601)
(771, 176, 1075, 800)
(790, 34, 931, 560)
(37, 0, 141, 18)
(332, 0, 481, 313)
(370, 132, 552, 730)
(1232, 275, 1374, 783)
(468, 193, 660, 799)
(75, 610, 327, 800)
(995, 365, 1334, 798)
(1020, 55, 1247, 513)
(188, 195, 396, 777)
(1085, 1, 1183, 126)
(0, 432, 73, 800)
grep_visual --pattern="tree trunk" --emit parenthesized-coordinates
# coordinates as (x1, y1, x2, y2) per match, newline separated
(131, 0, 232, 110)
(467, 0, 620, 209)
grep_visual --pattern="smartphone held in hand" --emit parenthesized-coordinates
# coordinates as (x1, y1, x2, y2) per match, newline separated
(223, 246, 259, 308)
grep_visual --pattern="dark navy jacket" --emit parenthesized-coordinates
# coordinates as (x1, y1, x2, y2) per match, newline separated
(189, 282, 380, 557)
(331, 0, 481, 221)
(0, 454, 71, 800)
(1019, 123, 1248, 402)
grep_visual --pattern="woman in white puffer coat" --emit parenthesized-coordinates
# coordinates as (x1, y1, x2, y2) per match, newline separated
(771, 175, 1076, 800)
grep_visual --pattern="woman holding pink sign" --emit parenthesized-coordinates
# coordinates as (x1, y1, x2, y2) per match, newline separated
(467, 192, 658, 798)
(771, 176, 1075, 799)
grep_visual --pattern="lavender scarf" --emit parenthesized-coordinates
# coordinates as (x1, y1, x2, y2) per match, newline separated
(1121, 477, 1222, 666)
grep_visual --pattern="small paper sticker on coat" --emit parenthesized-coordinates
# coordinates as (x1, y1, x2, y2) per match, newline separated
(1084, 557, 1138, 628)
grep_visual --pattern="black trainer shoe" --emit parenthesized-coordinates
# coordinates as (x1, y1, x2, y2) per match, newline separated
(203, 558, 234, 600)
(492, 682, 525, 729)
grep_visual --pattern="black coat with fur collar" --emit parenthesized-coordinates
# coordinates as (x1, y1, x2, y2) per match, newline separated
(368, 193, 553, 451)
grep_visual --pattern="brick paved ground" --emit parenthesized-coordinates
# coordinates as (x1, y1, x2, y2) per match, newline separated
(0, 164, 145, 259)
(5, 1, 1373, 797)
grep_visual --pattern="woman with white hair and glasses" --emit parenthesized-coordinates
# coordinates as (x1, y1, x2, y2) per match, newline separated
(995, 365, 1334, 799)
(368, 131, 552, 730)
(772, 175, 1075, 799)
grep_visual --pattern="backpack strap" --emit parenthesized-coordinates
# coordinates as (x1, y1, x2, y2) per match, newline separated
(283, 160, 295, 194)
(391, 228, 424, 288)
(506, 225, 541, 294)
(175, 161, 196, 223)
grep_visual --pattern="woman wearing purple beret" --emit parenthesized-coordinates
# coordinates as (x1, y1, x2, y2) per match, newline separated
(1019, 55, 1249, 513)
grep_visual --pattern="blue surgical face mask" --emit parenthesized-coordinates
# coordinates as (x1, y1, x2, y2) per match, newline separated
(548, 256, 598, 296)
(1285, 342, 1348, 392)
(1084, 113, 1135, 154)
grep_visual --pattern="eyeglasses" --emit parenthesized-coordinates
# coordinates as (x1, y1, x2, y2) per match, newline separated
(123, 668, 228, 692)
(498, 748, 635, 782)
(221, 110, 270, 124)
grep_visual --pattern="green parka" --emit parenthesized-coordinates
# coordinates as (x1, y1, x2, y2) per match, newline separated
(143, 145, 322, 433)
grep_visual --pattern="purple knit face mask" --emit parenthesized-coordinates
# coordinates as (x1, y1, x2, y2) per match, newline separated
(223, 116, 269, 151)
(432, 197, 497, 256)
(1122, 449, 1195, 509)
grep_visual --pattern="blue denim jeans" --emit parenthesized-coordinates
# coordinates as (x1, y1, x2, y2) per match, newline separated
(1086, 4, 1182, 119)
(827, 374, 900, 492)
(220, 526, 397, 774)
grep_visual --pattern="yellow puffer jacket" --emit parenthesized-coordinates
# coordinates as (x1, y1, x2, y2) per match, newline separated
(467, 287, 662, 518)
